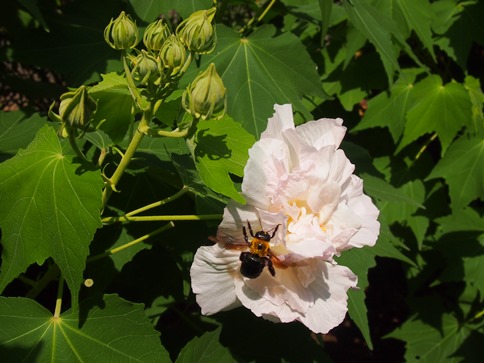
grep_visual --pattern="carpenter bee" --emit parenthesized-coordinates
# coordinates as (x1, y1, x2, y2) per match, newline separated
(236, 221, 282, 279)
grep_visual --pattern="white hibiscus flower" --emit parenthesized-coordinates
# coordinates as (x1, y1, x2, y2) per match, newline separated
(191, 104, 380, 334)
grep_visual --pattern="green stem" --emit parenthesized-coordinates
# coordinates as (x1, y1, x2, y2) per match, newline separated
(123, 53, 146, 110)
(139, 125, 189, 138)
(87, 222, 175, 263)
(102, 107, 153, 208)
(102, 214, 223, 224)
(68, 132, 89, 162)
(53, 273, 64, 319)
(239, 0, 276, 34)
(126, 187, 189, 217)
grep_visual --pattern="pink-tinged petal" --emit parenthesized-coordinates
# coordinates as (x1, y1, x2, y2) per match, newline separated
(261, 104, 295, 140)
(346, 196, 380, 249)
(339, 175, 380, 249)
(295, 117, 347, 149)
(299, 262, 357, 334)
(233, 274, 302, 323)
(190, 244, 241, 315)
(243, 265, 314, 313)
(243, 138, 291, 208)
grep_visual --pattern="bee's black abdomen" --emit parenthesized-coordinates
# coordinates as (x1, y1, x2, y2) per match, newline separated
(239, 252, 265, 278)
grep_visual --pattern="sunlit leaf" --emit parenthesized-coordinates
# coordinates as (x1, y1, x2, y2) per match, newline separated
(398, 75, 473, 155)
(387, 313, 479, 362)
(0, 125, 103, 306)
(427, 135, 484, 211)
(0, 294, 169, 361)
(184, 25, 328, 137)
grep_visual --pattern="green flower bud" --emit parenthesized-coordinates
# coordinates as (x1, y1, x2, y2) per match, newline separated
(130, 50, 159, 85)
(104, 11, 139, 50)
(159, 34, 188, 77)
(182, 63, 226, 120)
(143, 19, 171, 52)
(59, 86, 97, 130)
(176, 7, 217, 54)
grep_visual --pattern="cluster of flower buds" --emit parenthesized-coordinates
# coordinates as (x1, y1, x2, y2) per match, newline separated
(103, 8, 226, 121)
(49, 86, 97, 137)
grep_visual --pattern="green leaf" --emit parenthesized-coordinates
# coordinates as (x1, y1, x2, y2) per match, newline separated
(193, 115, 255, 203)
(319, 0, 333, 41)
(185, 25, 328, 137)
(427, 135, 484, 211)
(0, 125, 103, 306)
(361, 174, 424, 210)
(464, 76, 484, 134)
(176, 328, 232, 363)
(354, 69, 420, 142)
(398, 75, 473, 155)
(395, 0, 435, 60)
(129, 0, 212, 22)
(0, 111, 47, 162)
(337, 247, 376, 349)
(0, 294, 169, 361)
(343, 0, 399, 82)
(89, 73, 134, 143)
(387, 313, 474, 362)
(432, 0, 484, 68)
(436, 207, 484, 235)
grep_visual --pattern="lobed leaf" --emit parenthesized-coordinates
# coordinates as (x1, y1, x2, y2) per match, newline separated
(427, 135, 484, 211)
(184, 24, 328, 137)
(0, 294, 169, 361)
(0, 125, 103, 306)
(398, 75, 473, 155)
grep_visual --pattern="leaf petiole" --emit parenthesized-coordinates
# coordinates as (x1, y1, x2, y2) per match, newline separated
(101, 214, 223, 224)
(87, 222, 175, 263)
(125, 187, 190, 217)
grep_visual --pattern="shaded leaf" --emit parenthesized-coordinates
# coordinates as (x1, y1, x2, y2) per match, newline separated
(13, 0, 122, 85)
(343, 0, 399, 82)
(0, 111, 47, 162)
(193, 116, 255, 203)
(0, 294, 169, 361)
(89, 73, 134, 143)
(0, 125, 103, 306)
(337, 247, 376, 349)
(176, 328, 232, 363)
(395, 0, 435, 60)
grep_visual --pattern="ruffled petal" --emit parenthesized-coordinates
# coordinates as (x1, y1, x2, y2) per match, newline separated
(190, 244, 241, 315)
(299, 262, 357, 334)
(261, 104, 295, 140)
(295, 118, 346, 149)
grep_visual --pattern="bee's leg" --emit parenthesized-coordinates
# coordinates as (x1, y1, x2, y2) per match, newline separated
(243, 225, 250, 245)
(266, 258, 276, 277)
(247, 220, 255, 238)
(270, 224, 281, 239)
